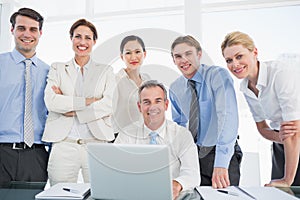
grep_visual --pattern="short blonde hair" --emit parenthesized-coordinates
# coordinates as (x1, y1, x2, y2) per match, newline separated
(221, 31, 255, 56)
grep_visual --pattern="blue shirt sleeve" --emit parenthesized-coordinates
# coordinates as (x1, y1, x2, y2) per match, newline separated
(210, 67, 239, 168)
(169, 87, 188, 127)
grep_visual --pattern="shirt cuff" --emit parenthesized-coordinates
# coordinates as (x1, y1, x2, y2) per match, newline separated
(283, 112, 300, 121)
(174, 178, 189, 191)
(214, 145, 234, 168)
(174, 176, 200, 191)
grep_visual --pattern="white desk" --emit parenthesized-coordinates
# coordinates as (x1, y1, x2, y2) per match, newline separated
(196, 186, 300, 200)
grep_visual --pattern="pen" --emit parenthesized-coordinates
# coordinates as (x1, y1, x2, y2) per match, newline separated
(217, 189, 239, 196)
(234, 186, 256, 199)
(63, 187, 80, 194)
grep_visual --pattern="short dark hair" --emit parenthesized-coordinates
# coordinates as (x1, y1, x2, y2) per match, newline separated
(120, 35, 146, 53)
(171, 35, 202, 57)
(10, 8, 44, 30)
(138, 80, 168, 102)
(69, 19, 98, 41)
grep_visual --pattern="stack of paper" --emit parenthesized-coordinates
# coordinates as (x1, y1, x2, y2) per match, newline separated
(196, 186, 299, 200)
(35, 183, 90, 200)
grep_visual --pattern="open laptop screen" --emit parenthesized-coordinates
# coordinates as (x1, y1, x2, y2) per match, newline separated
(87, 143, 172, 200)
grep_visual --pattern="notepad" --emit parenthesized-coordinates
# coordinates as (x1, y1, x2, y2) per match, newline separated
(35, 183, 90, 200)
(196, 186, 299, 200)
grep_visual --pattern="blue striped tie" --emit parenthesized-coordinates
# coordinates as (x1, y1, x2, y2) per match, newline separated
(149, 132, 158, 144)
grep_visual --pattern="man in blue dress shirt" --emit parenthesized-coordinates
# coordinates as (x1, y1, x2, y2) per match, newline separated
(169, 35, 242, 189)
(0, 8, 49, 183)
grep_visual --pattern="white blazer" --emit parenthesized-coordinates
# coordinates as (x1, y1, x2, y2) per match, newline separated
(42, 59, 116, 142)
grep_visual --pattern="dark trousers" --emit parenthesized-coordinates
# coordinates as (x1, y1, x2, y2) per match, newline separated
(0, 144, 49, 184)
(199, 142, 243, 186)
(272, 142, 300, 186)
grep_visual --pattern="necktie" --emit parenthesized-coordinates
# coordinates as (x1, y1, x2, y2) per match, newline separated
(149, 132, 158, 144)
(24, 59, 34, 147)
(188, 79, 199, 142)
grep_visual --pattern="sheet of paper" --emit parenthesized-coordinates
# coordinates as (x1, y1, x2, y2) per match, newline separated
(196, 186, 250, 200)
(35, 183, 90, 200)
(240, 187, 299, 200)
(196, 186, 299, 200)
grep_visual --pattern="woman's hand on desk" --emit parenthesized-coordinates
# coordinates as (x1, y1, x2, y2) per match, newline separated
(264, 178, 290, 187)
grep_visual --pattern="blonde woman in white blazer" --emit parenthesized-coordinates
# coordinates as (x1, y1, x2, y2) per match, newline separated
(43, 19, 115, 185)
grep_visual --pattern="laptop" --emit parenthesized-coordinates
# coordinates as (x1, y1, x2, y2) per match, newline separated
(87, 143, 172, 200)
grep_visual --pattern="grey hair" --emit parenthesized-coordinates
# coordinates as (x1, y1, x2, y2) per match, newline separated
(138, 80, 167, 101)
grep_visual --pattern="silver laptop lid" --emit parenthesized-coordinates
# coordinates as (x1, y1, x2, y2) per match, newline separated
(87, 143, 172, 200)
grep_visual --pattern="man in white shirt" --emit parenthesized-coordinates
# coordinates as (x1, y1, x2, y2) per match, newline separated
(115, 80, 200, 199)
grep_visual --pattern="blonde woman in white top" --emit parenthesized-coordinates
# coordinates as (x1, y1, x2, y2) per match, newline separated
(221, 31, 300, 187)
(112, 35, 150, 133)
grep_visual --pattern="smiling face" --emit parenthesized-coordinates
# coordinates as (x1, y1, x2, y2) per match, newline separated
(223, 44, 258, 79)
(11, 15, 42, 58)
(121, 40, 146, 70)
(71, 25, 96, 59)
(172, 43, 201, 79)
(138, 86, 169, 130)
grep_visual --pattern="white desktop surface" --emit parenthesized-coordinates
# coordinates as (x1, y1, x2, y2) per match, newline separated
(196, 186, 299, 200)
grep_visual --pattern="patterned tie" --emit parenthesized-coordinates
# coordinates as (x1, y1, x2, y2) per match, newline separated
(188, 79, 199, 142)
(24, 59, 34, 147)
(149, 132, 158, 144)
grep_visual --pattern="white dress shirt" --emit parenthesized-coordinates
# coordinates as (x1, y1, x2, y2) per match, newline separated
(241, 61, 300, 129)
(115, 119, 200, 190)
(112, 68, 150, 132)
(69, 59, 94, 139)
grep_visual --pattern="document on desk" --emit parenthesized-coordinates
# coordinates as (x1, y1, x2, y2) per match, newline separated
(196, 186, 299, 200)
(35, 183, 90, 200)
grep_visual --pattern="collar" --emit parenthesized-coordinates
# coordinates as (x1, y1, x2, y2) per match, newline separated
(256, 61, 268, 88)
(117, 68, 129, 79)
(240, 78, 249, 93)
(12, 48, 38, 67)
(118, 68, 148, 81)
(183, 67, 203, 87)
(240, 61, 268, 93)
(143, 120, 167, 139)
(72, 58, 91, 72)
